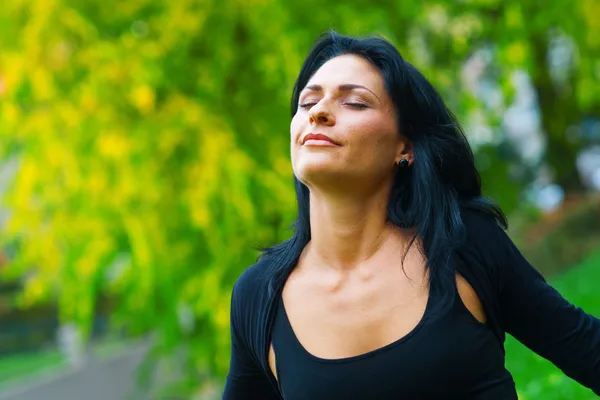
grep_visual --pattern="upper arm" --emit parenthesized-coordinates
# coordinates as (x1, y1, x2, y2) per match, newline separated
(485, 220, 600, 394)
(223, 277, 280, 400)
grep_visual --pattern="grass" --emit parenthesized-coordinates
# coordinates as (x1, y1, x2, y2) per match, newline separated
(0, 335, 128, 391)
(0, 348, 65, 388)
(506, 249, 600, 400)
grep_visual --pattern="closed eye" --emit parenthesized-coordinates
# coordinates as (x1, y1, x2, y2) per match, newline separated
(299, 102, 368, 109)
(345, 103, 368, 109)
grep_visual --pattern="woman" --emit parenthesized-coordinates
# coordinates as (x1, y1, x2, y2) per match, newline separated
(223, 31, 600, 399)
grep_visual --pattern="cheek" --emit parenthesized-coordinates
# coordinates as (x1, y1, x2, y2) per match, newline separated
(290, 114, 303, 161)
(373, 117, 399, 148)
(352, 122, 399, 164)
(290, 113, 303, 139)
(357, 119, 398, 148)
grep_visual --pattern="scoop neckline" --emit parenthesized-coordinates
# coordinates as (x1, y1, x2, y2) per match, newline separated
(277, 289, 433, 364)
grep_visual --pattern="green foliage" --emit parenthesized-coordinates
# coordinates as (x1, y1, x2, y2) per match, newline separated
(0, 0, 298, 389)
(512, 196, 600, 276)
(0, 349, 64, 387)
(0, 0, 599, 396)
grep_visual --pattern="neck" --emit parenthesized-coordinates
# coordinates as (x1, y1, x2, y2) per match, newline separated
(305, 184, 407, 272)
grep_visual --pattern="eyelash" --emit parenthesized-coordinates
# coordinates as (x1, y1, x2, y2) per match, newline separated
(346, 103, 368, 109)
(299, 102, 368, 109)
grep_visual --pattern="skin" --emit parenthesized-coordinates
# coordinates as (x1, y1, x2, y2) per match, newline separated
(269, 54, 485, 379)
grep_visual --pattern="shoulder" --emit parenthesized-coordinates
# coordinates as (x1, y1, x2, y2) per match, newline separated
(232, 257, 273, 310)
(233, 258, 271, 295)
(458, 206, 532, 289)
(456, 207, 514, 279)
(461, 207, 506, 237)
(460, 207, 512, 255)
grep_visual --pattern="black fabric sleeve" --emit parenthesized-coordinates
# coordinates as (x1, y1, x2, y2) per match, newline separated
(477, 214, 600, 395)
(223, 278, 280, 400)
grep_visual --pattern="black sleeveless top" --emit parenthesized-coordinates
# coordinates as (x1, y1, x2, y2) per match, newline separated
(272, 288, 516, 399)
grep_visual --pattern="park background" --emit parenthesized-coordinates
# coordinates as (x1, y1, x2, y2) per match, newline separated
(1, 0, 600, 399)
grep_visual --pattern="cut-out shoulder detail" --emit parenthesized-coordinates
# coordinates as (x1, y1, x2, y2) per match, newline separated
(456, 274, 487, 324)
(269, 344, 277, 380)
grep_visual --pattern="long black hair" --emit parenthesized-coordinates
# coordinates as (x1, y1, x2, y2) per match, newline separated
(259, 30, 506, 315)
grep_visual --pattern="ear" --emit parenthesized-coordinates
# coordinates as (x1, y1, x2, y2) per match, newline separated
(394, 136, 414, 165)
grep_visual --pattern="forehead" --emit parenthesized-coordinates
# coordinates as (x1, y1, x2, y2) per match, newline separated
(305, 54, 386, 93)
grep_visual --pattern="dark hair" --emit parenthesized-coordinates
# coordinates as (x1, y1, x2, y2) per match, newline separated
(259, 30, 506, 316)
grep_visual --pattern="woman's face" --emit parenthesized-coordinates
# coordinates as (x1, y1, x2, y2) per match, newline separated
(291, 54, 408, 190)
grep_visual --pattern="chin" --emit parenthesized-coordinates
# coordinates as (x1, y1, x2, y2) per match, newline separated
(294, 163, 346, 185)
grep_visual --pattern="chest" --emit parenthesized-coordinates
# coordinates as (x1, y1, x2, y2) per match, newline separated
(283, 280, 429, 360)
(272, 298, 508, 399)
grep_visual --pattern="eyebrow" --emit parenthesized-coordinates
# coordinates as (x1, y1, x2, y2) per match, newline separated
(303, 83, 380, 100)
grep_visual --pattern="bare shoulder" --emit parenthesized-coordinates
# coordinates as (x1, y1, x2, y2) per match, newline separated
(456, 273, 487, 324)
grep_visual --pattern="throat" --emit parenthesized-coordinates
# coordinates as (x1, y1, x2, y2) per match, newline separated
(303, 226, 413, 275)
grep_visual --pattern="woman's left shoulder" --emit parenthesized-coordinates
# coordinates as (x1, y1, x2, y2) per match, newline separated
(456, 207, 520, 280)
(461, 207, 505, 235)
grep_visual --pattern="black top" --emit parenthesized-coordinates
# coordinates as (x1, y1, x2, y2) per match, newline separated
(223, 210, 600, 399)
(272, 285, 515, 399)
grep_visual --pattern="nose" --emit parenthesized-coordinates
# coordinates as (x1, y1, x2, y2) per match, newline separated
(308, 104, 335, 126)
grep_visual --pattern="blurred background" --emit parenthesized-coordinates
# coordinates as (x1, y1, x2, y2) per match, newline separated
(0, 0, 599, 399)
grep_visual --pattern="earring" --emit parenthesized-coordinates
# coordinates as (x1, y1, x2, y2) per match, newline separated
(397, 158, 409, 169)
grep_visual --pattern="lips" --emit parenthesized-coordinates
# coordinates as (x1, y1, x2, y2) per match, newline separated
(302, 133, 338, 145)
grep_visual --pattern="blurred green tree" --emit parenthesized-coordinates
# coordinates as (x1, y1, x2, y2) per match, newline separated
(0, 0, 598, 396)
